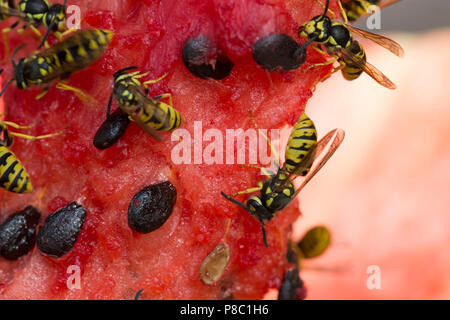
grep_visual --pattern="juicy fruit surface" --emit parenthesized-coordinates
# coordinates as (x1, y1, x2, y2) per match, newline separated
(0, 0, 334, 299)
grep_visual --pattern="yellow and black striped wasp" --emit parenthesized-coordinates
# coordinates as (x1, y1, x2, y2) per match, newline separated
(342, 0, 401, 22)
(0, 115, 65, 193)
(106, 66, 182, 142)
(1, 0, 68, 56)
(0, 28, 113, 100)
(221, 112, 345, 247)
(299, 0, 404, 89)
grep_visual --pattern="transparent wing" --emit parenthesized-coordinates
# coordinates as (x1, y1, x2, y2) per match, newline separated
(346, 24, 405, 57)
(291, 129, 345, 199)
(276, 128, 345, 193)
(378, 0, 403, 10)
(121, 88, 163, 142)
(0, 6, 27, 19)
(340, 48, 397, 89)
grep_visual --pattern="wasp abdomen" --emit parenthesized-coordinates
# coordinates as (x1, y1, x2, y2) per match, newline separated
(22, 29, 113, 87)
(0, 146, 33, 194)
(284, 113, 317, 175)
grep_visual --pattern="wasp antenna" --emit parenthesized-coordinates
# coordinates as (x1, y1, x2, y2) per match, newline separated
(106, 89, 115, 119)
(0, 78, 14, 98)
(323, 0, 330, 16)
(294, 34, 318, 57)
(113, 66, 139, 78)
(38, 18, 56, 49)
(258, 218, 269, 248)
(221, 191, 252, 213)
(64, 0, 67, 10)
(11, 44, 26, 66)
(221, 191, 269, 247)
(134, 289, 144, 300)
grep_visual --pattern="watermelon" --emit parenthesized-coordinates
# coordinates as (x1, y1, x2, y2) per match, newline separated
(0, 0, 338, 299)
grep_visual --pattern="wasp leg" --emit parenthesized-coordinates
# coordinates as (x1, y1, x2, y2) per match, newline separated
(29, 25, 43, 39)
(143, 72, 169, 85)
(2, 121, 39, 130)
(8, 127, 66, 141)
(2, 21, 20, 62)
(58, 27, 78, 38)
(238, 164, 274, 178)
(16, 24, 27, 35)
(319, 59, 345, 82)
(153, 93, 173, 107)
(231, 181, 264, 197)
(306, 56, 338, 71)
(35, 88, 50, 100)
(248, 110, 280, 171)
(56, 81, 95, 103)
(337, 0, 349, 24)
(314, 0, 336, 19)
(312, 45, 326, 55)
(142, 72, 169, 95)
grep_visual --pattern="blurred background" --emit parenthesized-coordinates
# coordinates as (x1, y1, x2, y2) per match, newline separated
(355, 0, 450, 31)
(291, 0, 450, 299)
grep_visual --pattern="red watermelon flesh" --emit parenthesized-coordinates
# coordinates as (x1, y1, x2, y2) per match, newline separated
(0, 0, 337, 299)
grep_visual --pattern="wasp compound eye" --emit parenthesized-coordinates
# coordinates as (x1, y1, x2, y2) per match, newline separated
(182, 35, 233, 80)
(252, 34, 306, 72)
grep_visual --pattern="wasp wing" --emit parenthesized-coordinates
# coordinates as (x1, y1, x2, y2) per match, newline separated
(378, 0, 403, 10)
(276, 128, 345, 193)
(346, 24, 405, 57)
(291, 129, 345, 198)
(0, 5, 28, 20)
(340, 48, 397, 89)
(120, 87, 163, 142)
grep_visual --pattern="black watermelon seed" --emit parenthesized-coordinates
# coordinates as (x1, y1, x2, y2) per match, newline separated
(37, 202, 87, 258)
(252, 34, 306, 72)
(93, 108, 130, 150)
(128, 181, 177, 234)
(182, 35, 233, 80)
(0, 206, 41, 261)
(277, 266, 305, 300)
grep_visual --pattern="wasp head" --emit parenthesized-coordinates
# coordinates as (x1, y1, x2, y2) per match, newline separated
(45, 4, 66, 33)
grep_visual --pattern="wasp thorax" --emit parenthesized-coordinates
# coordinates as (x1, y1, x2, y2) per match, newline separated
(20, 0, 49, 16)
(45, 4, 66, 31)
(329, 24, 351, 49)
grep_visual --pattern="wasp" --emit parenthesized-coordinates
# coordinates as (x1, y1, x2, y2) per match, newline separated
(107, 66, 182, 141)
(0, 117, 64, 194)
(1, 0, 69, 55)
(221, 112, 345, 247)
(342, 0, 401, 22)
(299, 0, 404, 89)
(0, 28, 113, 100)
(291, 225, 331, 261)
